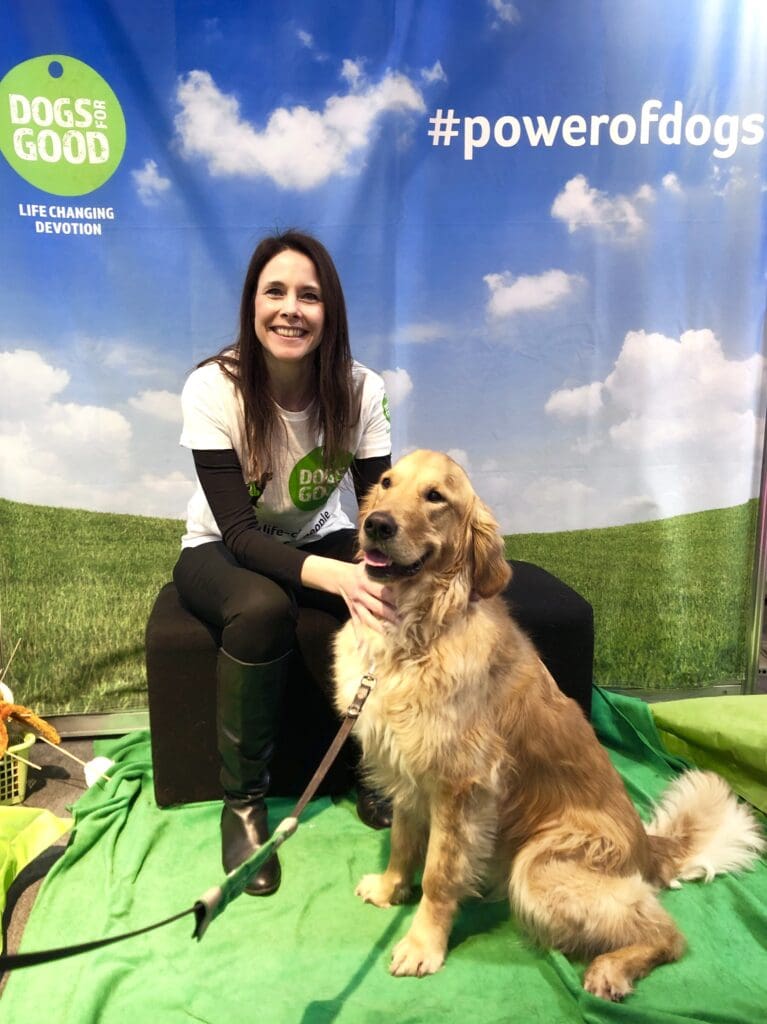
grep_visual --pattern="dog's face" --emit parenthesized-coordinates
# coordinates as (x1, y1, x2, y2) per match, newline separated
(359, 449, 511, 598)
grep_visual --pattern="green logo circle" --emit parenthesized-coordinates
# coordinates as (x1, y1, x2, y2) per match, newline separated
(0, 55, 126, 196)
(289, 447, 352, 511)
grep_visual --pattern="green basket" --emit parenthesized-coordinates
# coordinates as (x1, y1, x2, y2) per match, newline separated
(0, 732, 36, 805)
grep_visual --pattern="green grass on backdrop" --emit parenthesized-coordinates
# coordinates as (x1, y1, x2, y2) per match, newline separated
(0, 498, 179, 713)
(0, 497, 757, 714)
(507, 501, 756, 693)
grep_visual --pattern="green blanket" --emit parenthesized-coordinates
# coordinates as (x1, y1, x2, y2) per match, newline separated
(2, 690, 766, 1023)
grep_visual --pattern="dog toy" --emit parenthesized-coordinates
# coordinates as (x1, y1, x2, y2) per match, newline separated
(0, 699, 61, 757)
(0, 696, 114, 784)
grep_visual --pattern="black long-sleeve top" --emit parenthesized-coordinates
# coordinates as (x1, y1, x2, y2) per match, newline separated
(191, 449, 391, 589)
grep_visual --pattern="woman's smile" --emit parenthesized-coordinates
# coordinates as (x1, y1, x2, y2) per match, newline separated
(270, 325, 309, 338)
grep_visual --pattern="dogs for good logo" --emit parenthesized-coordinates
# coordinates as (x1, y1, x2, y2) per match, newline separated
(0, 55, 126, 196)
(289, 447, 352, 511)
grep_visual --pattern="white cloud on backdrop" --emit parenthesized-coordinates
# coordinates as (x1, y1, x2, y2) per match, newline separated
(545, 381, 604, 418)
(551, 174, 654, 239)
(550, 166, 762, 240)
(391, 321, 453, 345)
(340, 59, 366, 89)
(0, 348, 193, 518)
(295, 27, 330, 62)
(708, 161, 765, 197)
(662, 172, 683, 196)
(128, 390, 182, 422)
(488, 0, 521, 28)
(75, 337, 172, 379)
(421, 60, 447, 84)
(484, 268, 584, 319)
(522, 476, 596, 512)
(381, 367, 414, 407)
(0, 348, 68, 413)
(547, 328, 763, 453)
(533, 328, 765, 530)
(174, 65, 425, 190)
(131, 159, 172, 205)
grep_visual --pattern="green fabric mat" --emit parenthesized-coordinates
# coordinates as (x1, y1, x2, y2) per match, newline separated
(2, 689, 766, 1023)
(650, 695, 767, 814)
(0, 806, 71, 952)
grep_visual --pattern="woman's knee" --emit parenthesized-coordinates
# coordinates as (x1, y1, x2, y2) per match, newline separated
(222, 584, 297, 663)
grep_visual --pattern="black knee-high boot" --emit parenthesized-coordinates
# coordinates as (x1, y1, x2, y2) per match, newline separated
(217, 647, 289, 896)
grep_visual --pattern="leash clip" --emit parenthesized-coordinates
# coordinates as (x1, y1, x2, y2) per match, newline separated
(347, 672, 376, 718)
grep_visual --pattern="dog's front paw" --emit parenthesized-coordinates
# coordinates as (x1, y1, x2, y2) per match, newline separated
(355, 873, 410, 908)
(583, 957, 633, 1001)
(389, 932, 445, 977)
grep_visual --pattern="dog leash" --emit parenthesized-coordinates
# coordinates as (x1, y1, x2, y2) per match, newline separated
(292, 672, 375, 820)
(192, 671, 377, 938)
(0, 671, 376, 972)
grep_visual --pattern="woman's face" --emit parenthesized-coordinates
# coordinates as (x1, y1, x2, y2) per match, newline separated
(253, 249, 325, 369)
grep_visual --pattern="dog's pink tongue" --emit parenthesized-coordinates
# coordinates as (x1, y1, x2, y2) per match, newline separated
(364, 549, 392, 568)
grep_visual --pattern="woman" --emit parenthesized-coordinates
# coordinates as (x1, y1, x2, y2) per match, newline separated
(174, 231, 395, 896)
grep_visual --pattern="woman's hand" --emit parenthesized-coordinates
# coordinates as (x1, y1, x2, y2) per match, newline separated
(301, 555, 397, 634)
(335, 560, 398, 634)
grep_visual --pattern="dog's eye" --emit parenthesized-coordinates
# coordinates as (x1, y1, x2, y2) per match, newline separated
(380, 476, 392, 489)
(426, 489, 445, 503)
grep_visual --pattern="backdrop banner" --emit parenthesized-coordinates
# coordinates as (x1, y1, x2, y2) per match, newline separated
(1, 1, 766, 714)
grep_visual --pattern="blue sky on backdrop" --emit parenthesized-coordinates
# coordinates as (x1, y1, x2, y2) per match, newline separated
(2, 0, 767, 531)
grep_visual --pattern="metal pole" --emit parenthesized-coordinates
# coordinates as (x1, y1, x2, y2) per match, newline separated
(745, 325, 767, 694)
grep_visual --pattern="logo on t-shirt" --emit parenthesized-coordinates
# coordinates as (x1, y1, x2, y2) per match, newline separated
(247, 480, 263, 507)
(247, 470, 272, 507)
(289, 447, 352, 511)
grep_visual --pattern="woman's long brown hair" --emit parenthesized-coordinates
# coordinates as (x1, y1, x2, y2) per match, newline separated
(199, 231, 361, 484)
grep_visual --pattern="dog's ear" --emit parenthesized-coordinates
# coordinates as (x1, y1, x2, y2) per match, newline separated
(469, 498, 511, 598)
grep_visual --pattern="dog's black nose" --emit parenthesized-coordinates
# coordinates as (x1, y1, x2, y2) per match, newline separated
(364, 511, 398, 541)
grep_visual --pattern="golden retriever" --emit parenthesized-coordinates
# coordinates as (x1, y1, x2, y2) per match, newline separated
(333, 449, 765, 1000)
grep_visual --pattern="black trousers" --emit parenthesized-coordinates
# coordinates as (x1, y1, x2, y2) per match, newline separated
(173, 536, 593, 718)
(173, 531, 359, 717)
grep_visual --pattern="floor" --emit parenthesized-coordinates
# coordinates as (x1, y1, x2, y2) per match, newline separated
(3, 653, 767, 998)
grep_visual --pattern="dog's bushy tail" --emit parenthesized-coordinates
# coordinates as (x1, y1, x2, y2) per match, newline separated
(645, 770, 765, 889)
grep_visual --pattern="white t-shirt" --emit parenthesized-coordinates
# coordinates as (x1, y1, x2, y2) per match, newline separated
(180, 359, 391, 548)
